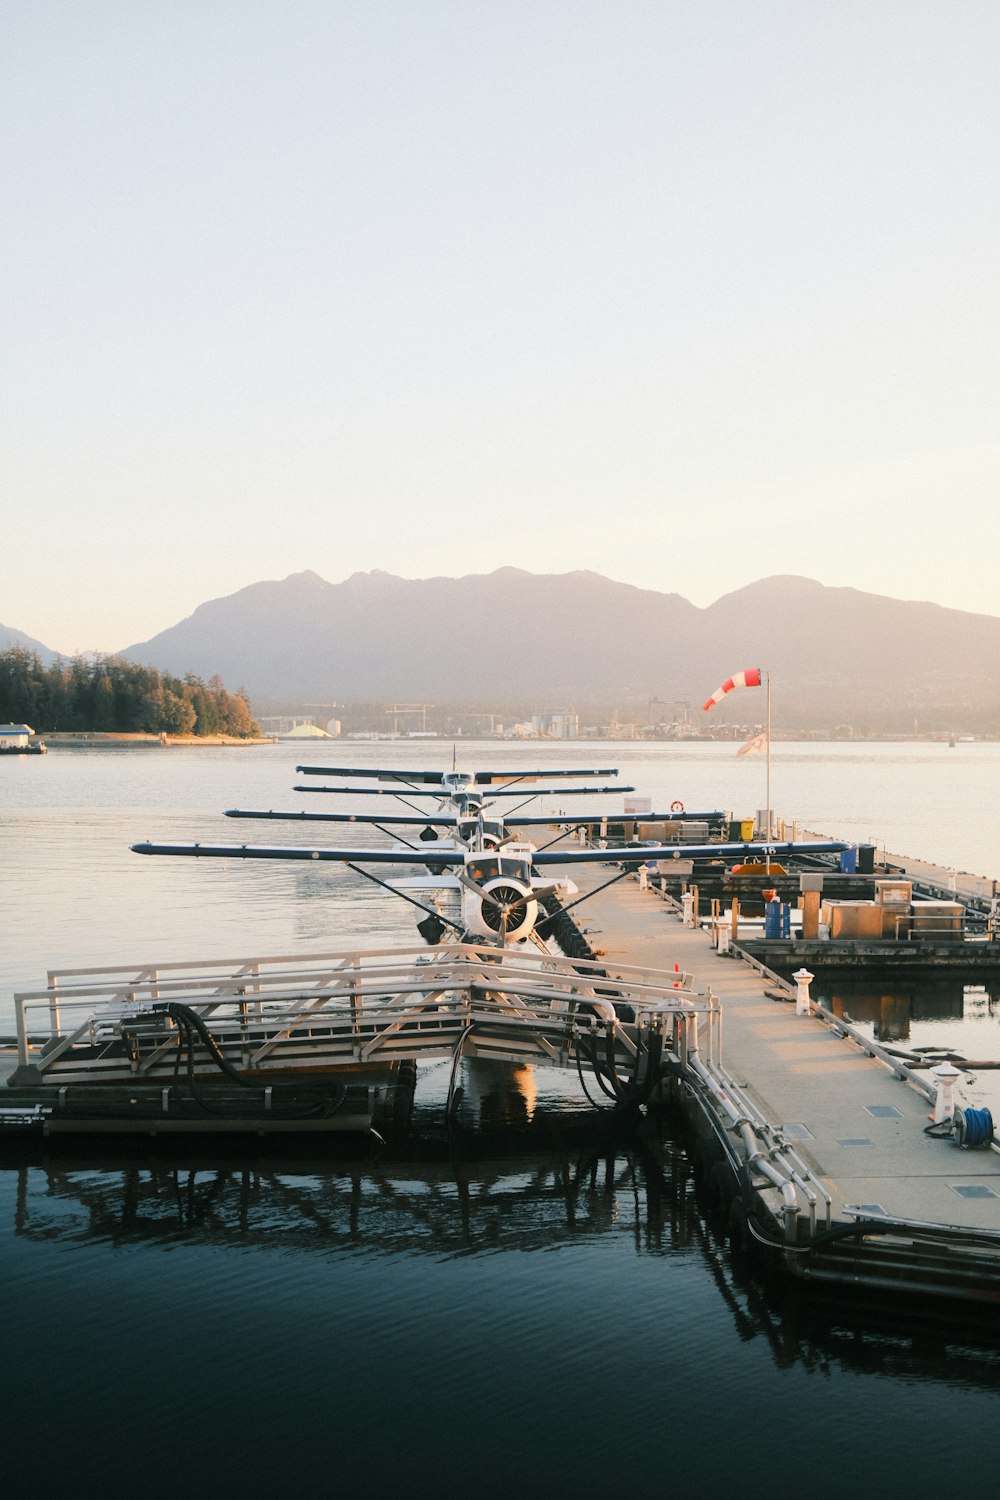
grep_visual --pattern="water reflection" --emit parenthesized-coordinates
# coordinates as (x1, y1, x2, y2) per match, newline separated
(7, 1142, 677, 1258)
(8, 1136, 1000, 1390)
(818, 979, 1000, 1044)
(818, 980, 968, 1041)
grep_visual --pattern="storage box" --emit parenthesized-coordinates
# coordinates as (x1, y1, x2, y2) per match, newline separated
(910, 900, 963, 937)
(875, 879, 913, 905)
(820, 900, 884, 940)
(880, 903, 910, 940)
(653, 820, 710, 843)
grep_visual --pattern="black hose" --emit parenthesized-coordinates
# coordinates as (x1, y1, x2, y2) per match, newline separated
(160, 1002, 347, 1119)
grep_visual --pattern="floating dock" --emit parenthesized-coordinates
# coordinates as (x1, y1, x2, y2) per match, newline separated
(566, 850, 1000, 1303)
(5, 828, 1000, 1303)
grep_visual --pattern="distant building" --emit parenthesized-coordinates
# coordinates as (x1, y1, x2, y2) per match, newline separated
(0, 723, 34, 746)
(530, 712, 579, 739)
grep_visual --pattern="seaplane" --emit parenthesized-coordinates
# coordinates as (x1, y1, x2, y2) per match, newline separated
(133, 759, 849, 952)
(224, 760, 729, 857)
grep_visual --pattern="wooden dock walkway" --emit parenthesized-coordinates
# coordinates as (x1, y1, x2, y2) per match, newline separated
(569, 857, 1000, 1300)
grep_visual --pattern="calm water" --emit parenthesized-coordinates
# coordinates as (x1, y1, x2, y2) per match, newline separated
(4, 741, 1000, 1497)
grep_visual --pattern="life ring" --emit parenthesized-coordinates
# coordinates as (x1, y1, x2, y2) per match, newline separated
(670, 800, 685, 814)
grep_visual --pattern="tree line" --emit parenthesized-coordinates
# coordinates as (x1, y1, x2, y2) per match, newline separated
(0, 647, 260, 737)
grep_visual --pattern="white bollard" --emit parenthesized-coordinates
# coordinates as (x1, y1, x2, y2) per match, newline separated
(638, 865, 648, 890)
(792, 966, 814, 1016)
(718, 924, 731, 955)
(682, 891, 695, 928)
(931, 1062, 962, 1124)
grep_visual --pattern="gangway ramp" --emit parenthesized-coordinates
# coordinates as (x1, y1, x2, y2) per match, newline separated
(9, 943, 714, 1094)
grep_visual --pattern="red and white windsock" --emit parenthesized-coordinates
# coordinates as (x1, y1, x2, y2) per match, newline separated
(702, 667, 762, 712)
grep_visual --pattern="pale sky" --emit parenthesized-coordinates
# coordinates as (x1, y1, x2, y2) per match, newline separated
(3, 0, 998, 654)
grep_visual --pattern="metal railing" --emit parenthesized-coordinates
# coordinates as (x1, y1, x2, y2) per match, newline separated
(14, 943, 719, 1087)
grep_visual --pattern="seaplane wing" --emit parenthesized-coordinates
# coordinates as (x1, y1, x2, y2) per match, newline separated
(294, 765, 620, 784)
(502, 809, 726, 826)
(293, 784, 634, 798)
(294, 785, 473, 798)
(471, 768, 619, 783)
(527, 839, 850, 865)
(133, 837, 849, 867)
(225, 809, 461, 827)
(131, 841, 468, 866)
(296, 766, 451, 783)
(222, 807, 731, 838)
(456, 784, 635, 799)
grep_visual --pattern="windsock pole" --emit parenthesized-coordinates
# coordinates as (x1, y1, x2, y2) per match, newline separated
(766, 670, 772, 870)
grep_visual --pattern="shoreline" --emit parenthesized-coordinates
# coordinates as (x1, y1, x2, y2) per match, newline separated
(42, 732, 278, 748)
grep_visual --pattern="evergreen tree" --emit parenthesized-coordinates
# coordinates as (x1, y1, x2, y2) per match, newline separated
(0, 648, 259, 737)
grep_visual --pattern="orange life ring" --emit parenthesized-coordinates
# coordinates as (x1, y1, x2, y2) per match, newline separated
(670, 800, 685, 814)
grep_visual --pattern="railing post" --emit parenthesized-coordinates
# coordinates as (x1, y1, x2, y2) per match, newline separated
(46, 976, 61, 1041)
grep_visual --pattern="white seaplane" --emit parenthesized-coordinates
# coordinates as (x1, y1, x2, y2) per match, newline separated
(225, 759, 729, 855)
(134, 758, 848, 950)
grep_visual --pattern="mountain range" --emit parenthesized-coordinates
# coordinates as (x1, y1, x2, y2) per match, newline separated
(8, 570, 1000, 732)
(124, 569, 1000, 732)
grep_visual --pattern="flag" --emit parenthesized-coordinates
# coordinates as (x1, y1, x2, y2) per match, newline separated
(703, 667, 762, 712)
(736, 732, 767, 757)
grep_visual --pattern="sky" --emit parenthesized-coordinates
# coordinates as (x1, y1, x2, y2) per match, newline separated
(2, 0, 999, 654)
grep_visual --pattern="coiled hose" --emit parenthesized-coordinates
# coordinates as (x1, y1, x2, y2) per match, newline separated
(954, 1106, 995, 1149)
(925, 1105, 995, 1149)
(161, 1001, 347, 1119)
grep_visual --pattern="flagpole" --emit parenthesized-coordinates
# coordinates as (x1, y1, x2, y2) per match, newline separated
(765, 669, 771, 872)
(766, 669, 771, 836)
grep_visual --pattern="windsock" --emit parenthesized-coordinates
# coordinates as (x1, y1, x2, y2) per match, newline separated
(703, 667, 762, 712)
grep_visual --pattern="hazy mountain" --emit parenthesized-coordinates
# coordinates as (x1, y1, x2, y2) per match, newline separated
(120, 569, 1000, 733)
(0, 623, 58, 665)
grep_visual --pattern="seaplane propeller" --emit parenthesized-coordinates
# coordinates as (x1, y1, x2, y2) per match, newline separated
(456, 866, 560, 942)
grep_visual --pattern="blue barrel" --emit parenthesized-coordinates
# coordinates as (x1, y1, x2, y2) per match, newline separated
(764, 898, 782, 938)
(839, 847, 858, 873)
